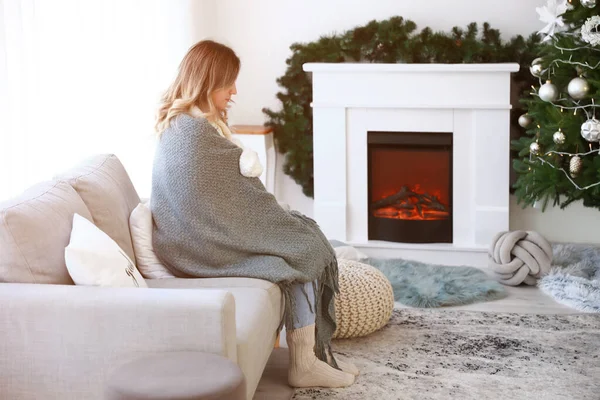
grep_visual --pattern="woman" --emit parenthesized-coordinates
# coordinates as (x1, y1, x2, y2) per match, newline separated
(151, 40, 357, 388)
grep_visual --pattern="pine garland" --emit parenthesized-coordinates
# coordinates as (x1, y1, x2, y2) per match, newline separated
(263, 16, 539, 197)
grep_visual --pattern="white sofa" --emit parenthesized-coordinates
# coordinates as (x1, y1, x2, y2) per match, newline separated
(0, 154, 282, 400)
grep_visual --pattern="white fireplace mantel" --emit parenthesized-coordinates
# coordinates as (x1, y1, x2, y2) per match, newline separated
(304, 62, 520, 266)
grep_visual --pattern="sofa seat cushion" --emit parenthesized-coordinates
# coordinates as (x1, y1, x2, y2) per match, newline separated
(146, 277, 282, 399)
(0, 181, 93, 284)
(54, 154, 140, 261)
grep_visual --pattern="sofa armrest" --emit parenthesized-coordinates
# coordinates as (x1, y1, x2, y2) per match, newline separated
(0, 283, 237, 399)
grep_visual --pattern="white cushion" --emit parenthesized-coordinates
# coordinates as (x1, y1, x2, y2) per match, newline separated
(55, 154, 140, 262)
(129, 202, 175, 279)
(65, 214, 147, 288)
(0, 180, 93, 284)
(334, 245, 369, 261)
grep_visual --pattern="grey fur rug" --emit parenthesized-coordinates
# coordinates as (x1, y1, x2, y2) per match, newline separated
(293, 308, 600, 400)
(329, 240, 506, 308)
(538, 244, 600, 313)
(365, 257, 507, 308)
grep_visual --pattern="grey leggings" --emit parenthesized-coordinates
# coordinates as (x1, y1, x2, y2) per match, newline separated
(289, 281, 316, 329)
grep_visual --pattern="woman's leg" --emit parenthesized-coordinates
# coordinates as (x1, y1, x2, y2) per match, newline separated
(286, 281, 356, 388)
(289, 281, 316, 329)
(290, 281, 359, 376)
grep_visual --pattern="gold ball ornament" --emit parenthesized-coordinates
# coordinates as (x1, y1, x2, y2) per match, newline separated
(581, 118, 600, 142)
(569, 156, 582, 178)
(568, 77, 590, 100)
(553, 130, 566, 145)
(539, 81, 559, 102)
(519, 114, 533, 128)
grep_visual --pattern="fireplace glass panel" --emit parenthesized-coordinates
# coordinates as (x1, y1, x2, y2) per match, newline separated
(368, 131, 452, 243)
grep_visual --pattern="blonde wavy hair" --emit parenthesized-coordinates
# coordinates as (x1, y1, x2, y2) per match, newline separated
(155, 40, 240, 135)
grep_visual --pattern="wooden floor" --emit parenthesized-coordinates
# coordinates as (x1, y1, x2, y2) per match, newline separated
(252, 285, 579, 400)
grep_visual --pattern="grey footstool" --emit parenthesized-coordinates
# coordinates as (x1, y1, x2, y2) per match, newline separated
(105, 352, 246, 400)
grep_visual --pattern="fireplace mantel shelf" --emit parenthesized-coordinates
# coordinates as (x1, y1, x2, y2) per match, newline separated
(303, 63, 520, 73)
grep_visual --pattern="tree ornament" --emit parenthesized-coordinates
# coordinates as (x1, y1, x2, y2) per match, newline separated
(575, 65, 585, 76)
(530, 141, 542, 155)
(530, 58, 544, 77)
(581, 0, 597, 8)
(569, 156, 582, 177)
(567, 77, 590, 100)
(582, 16, 600, 46)
(536, 0, 573, 41)
(581, 118, 600, 142)
(539, 80, 559, 102)
(519, 114, 533, 128)
(553, 129, 566, 144)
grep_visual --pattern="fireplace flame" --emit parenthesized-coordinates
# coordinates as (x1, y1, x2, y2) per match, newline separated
(372, 185, 449, 221)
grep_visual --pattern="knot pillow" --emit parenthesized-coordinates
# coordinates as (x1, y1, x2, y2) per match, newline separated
(488, 230, 553, 286)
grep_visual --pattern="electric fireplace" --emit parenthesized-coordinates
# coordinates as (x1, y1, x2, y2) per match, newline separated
(368, 131, 452, 243)
(304, 62, 516, 265)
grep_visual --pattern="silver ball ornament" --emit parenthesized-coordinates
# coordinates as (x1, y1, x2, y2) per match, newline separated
(530, 141, 542, 155)
(553, 130, 566, 144)
(581, 0, 596, 8)
(568, 77, 590, 100)
(530, 58, 544, 77)
(518, 114, 533, 128)
(581, 118, 600, 142)
(539, 81, 559, 102)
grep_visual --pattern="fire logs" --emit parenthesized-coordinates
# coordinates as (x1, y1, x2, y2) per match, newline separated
(371, 185, 449, 220)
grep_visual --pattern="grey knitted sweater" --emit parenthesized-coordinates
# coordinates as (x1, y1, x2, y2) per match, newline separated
(151, 113, 340, 367)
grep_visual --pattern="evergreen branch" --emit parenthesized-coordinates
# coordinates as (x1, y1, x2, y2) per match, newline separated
(533, 155, 600, 191)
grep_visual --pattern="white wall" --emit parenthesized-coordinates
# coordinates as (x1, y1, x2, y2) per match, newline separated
(510, 197, 600, 244)
(193, 0, 600, 244)
(0, 0, 198, 202)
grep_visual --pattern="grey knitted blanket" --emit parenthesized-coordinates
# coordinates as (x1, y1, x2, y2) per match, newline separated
(151, 114, 340, 367)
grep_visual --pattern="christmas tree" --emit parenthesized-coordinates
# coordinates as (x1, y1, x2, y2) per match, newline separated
(513, 0, 600, 210)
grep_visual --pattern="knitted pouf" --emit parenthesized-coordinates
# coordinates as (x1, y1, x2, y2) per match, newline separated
(333, 259, 394, 339)
(488, 230, 553, 286)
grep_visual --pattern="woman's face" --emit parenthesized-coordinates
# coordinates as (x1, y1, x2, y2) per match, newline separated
(212, 82, 237, 112)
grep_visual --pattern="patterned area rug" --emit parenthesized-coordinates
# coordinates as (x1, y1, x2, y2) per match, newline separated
(293, 309, 600, 400)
